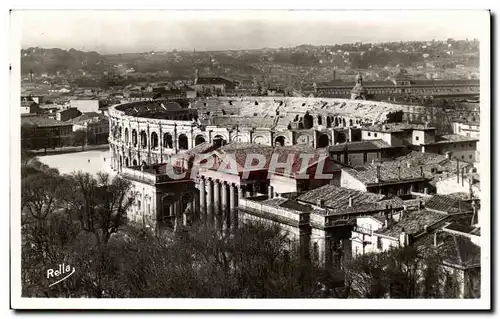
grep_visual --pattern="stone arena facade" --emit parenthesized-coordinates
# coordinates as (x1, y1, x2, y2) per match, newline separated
(108, 97, 406, 171)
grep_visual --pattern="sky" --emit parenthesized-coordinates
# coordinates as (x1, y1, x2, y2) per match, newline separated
(15, 10, 489, 54)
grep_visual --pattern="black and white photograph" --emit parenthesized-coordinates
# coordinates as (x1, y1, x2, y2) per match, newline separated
(9, 9, 491, 310)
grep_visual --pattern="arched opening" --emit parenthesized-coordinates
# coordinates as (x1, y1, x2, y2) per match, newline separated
(142, 161, 147, 167)
(125, 128, 129, 144)
(163, 133, 173, 149)
(342, 118, 346, 127)
(326, 116, 332, 128)
(303, 112, 314, 129)
(349, 119, 353, 127)
(195, 135, 206, 146)
(317, 115, 323, 126)
(132, 129, 138, 147)
(334, 117, 339, 127)
(317, 134, 330, 148)
(213, 135, 226, 148)
(140, 131, 147, 149)
(275, 136, 286, 147)
(132, 159, 138, 166)
(118, 126, 122, 139)
(150, 132, 159, 148)
(336, 132, 347, 144)
(178, 134, 189, 150)
(125, 157, 129, 167)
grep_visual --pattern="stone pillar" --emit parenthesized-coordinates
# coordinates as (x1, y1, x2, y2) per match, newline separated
(214, 180, 221, 232)
(229, 184, 237, 231)
(173, 200, 180, 232)
(214, 180, 221, 215)
(268, 185, 274, 198)
(199, 177, 206, 218)
(229, 183, 236, 212)
(238, 185, 244, 199)
(183, 201, 190, 227)
(206, 178, 214, 224)
(221, 182, 229, 234)
(193, 193, 200, 222)
(232, 185, 241, 230)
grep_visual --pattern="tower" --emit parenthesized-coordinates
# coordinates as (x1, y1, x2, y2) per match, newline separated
(194, 69, 199, 85)
(350, 73, 367, 100)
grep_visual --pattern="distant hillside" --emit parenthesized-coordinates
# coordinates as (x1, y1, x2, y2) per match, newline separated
(21, 47, 109, 75)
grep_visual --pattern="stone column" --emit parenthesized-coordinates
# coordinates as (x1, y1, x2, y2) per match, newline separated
(199, 177, 206, 218)
(214, 180, 221, 232)
(183, 200, 190, 227)
(213, 180, 221, 215)
(229, 184, 236, 231)
(238, 185, 244, 199)
(206, 178, 214, 224)
(193, 193, 200, 222)
(268, 185, 274, 198)
(173, 200, 180, 232)
(231, 185, 241, 230)
(221, 182, 229, 234)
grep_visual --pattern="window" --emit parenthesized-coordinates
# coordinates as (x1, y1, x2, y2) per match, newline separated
(368, 132, 371, 136)
(469, 155, 473, 159)
(416, 136, 419, 141)
(461, 156, 464, 160)
(377, 237, 383, 250)
(374, 133, 378, 137)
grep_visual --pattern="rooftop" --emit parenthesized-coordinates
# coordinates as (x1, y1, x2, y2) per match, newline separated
(375, 209, 447, 238)
(363, 123, 437, 133)
(21, 116, 73, 128)
(328, 139, 392, 152)
(424, 134, 479, 145)
(343, 160, 427, 185)
(425, 194, 474, 214)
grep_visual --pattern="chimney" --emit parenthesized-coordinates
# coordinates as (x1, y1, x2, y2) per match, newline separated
(376, 165, 381, 183)
(399, 228, 408, 247)
(406, 162, 411, 168)
(445, 152, 451, 160)
(424, 187, 428, 195)
(318, 199, 326, 208)
(424, 224, 429, 233)
(433, 231, 438, 247)
(348, 197, 353, 208)
(382, 124, 387, 131)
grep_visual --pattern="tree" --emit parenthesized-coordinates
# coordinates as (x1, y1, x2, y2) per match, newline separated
(63, 172, 136, 251)
(345, 246, 448, 299)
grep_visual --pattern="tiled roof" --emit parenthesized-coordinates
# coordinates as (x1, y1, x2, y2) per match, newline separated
(425, 195, 474, 214)
(363, 123, 436, 133)
(375, 209, 447, 238)
(425, 134, 479, 144)
(328, 139, 392, 152)
(343, 160, 426, 185)
(297, 184, 385, 208)
(21, 116, 73, 128)
(260, 197, 311, 213)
